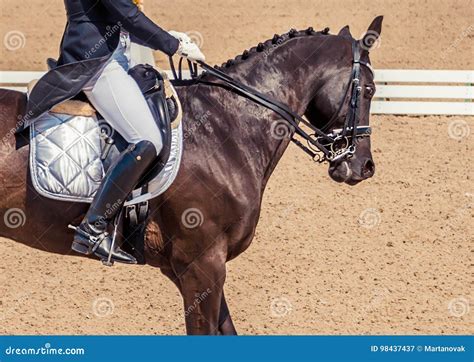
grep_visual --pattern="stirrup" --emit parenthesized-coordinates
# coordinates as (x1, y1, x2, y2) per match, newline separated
(68, 224, 106, 253)
(101, 210, 124, 267)
(69, 209, 125, 267)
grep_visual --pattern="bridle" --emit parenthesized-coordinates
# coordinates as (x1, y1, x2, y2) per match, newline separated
(170, 39, 373, 164)
(305, 40, 374, 162)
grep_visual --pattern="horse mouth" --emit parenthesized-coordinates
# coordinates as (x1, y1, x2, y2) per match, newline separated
(328, 160, 372, 186)
(345, 178, 363, 186)
(328, 160, 352, 183)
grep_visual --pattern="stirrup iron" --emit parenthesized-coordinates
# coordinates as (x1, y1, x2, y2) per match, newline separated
(102, 209, 124, 267)
(68, 224, 102, 249)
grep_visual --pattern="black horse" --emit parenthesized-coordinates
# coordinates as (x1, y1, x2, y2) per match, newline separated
(0, 16, 382, 334)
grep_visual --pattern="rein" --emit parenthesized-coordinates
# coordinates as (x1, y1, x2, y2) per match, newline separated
(169, 39, 372, 163)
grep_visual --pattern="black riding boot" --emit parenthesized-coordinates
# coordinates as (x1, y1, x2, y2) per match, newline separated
(72, 140, 157, 264)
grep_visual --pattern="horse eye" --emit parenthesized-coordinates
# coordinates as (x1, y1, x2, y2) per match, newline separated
(365, 86, 375, 98)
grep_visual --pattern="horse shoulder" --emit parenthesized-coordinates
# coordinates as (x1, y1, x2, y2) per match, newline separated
(0, 89, 27, 127)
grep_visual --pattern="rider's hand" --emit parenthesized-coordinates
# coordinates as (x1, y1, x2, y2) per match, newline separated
(168, 30, 206, 63)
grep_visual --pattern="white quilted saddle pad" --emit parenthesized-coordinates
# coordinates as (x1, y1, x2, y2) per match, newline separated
(30, 112, 183, 204)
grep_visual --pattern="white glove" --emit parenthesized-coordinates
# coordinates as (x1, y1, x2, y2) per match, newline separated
(168, 30, 206, 63)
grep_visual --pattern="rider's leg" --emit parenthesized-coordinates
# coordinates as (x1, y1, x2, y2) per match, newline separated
(85, 59, 163, 153)
(72, 141, 156, 263)
(74, 58, 163, 264)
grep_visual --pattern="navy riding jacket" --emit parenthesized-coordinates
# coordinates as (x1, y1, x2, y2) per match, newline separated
(20, 0, 178, 131)
(58, 0, 179, 65)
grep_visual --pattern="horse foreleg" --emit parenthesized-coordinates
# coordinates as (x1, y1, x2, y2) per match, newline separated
(218, 292, 237, 335)
(175, 258, 225, 335)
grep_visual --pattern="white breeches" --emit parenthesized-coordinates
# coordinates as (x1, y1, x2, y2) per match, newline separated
(83, 34, 162, 154)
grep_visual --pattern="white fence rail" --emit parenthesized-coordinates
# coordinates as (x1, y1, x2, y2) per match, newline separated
(1, 69, 473, 116)
(0, 70, 187, 92)
(0, 71, 45, 92)
(372, 69, 473, 116)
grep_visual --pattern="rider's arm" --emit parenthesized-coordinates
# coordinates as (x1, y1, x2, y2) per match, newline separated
(101, 0, 179, 56)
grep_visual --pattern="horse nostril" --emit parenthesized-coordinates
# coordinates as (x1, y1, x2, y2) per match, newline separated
(362, 159, 375, 177)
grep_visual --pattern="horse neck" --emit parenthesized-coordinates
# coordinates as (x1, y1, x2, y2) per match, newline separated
(225, 35, 335, 113)
(181, 35, 335, 186)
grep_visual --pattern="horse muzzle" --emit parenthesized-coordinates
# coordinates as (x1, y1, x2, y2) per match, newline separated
(328, 160, 352, 183)
(328, 156, 375, 185)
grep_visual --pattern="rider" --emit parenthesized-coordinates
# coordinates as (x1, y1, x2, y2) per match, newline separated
(25, 0, 205, 264)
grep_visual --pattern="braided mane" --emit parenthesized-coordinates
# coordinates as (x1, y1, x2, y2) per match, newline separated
(214, 27, 330, 71)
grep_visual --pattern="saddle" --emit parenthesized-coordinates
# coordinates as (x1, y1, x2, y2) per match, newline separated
(27, 63, 184, 207)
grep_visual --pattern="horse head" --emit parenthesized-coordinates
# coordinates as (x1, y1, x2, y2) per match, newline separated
(304, 16, 383, 185)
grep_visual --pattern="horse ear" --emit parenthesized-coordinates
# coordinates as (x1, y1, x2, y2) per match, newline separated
(338, 25, 353, 39)
(361, 16, 384, 51)
(368, 15, 384, 35)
